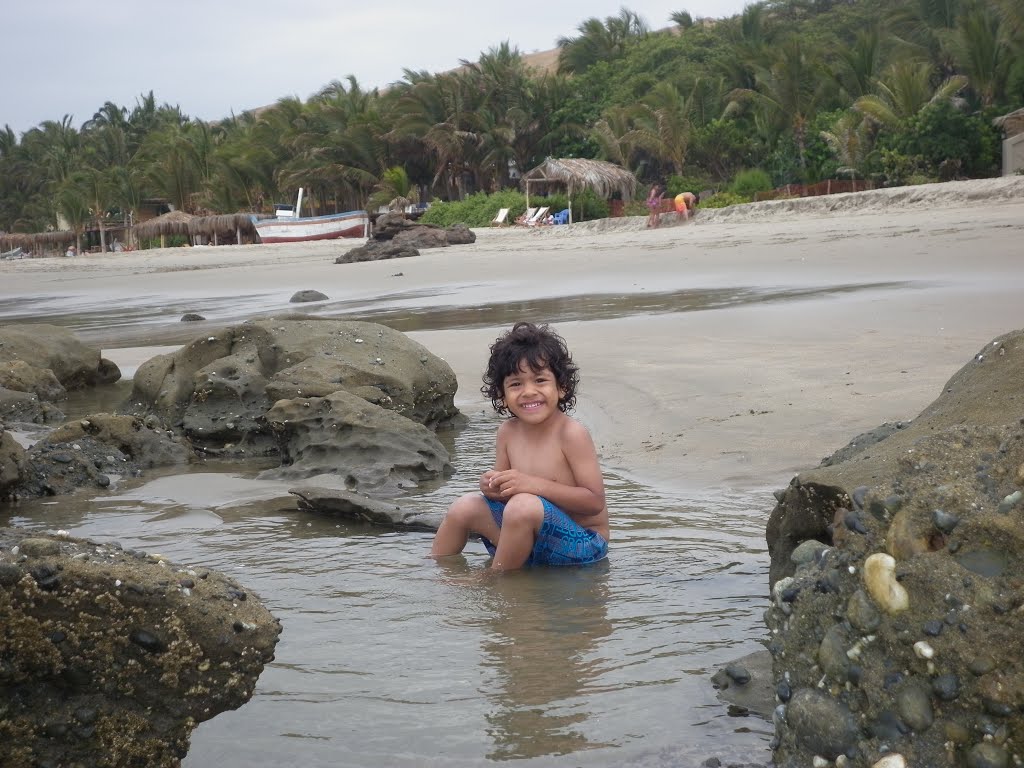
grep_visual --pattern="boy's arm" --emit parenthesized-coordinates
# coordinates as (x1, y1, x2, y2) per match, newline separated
(479, 422, 512, 499)
(490, 421, 606, 517)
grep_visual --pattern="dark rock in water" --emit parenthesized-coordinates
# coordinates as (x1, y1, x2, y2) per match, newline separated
(290, 486, 441, 531)
(289, 290, 328, 303)
(180, 312, 206, 322)
(0, 528, 281, 767)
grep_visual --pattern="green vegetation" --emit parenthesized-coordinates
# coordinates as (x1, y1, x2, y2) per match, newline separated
(2, 0, 1022, 237)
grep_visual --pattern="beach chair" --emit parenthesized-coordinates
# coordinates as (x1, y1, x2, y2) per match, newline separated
(526, 206, 549, 226)
(516, 207, 538, 225)
(552, 209, 569, 225)
(490, 208, 510, 226)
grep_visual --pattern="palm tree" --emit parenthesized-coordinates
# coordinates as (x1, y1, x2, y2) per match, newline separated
(947, 0, 1013, 107)
(820, 111, 873, 179)
(557, 8, 650, 74)
(727, 37, 830, 174)
(854, 61, 967, 127)
(631, 82, 693, 176)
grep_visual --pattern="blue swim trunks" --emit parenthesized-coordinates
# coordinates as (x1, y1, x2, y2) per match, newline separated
(480, 496, 608, 566)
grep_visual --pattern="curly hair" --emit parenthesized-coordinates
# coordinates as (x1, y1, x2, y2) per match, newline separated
(481, 322, 579, 416)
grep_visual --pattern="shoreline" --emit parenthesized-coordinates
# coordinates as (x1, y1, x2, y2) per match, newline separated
(2, 177, 1023, 495)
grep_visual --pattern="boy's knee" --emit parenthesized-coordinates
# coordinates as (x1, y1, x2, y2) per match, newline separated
(502, 494, 544, 526)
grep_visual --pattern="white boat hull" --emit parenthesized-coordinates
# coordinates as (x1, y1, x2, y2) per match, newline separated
(253, 211, 368, 243)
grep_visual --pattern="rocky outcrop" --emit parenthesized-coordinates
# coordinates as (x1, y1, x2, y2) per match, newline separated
(262, 390, 452, 493)
(764, 329, 1024, 768)
(127, 318, 459, 498)
(0, 529, 281, 767)
(0, 324, 121, 392)
(370, 212, 476, 248)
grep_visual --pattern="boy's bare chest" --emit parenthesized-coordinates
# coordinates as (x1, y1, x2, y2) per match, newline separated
(505, 437, 574, 484)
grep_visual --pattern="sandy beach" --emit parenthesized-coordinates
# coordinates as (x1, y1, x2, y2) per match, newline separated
(3, 176, 1023, 495)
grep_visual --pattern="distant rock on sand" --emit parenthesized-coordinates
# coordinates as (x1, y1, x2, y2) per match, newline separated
(764, 328, 1024, 768)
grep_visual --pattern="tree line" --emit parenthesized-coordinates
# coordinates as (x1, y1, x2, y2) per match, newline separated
(1, 0, 1020, 240)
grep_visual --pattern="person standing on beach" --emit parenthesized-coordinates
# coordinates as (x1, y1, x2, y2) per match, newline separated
(646, 184, 665, 228)
(430, 322, 609, 571)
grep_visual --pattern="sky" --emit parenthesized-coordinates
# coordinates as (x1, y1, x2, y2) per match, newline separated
(4, 0, 752, 138)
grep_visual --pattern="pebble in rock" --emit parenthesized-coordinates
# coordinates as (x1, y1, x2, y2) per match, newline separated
(895, 683, 933, 731)
(785, 689, 859, 759)
(966, 742, 1009, 768)
(724, 664, 751, 685)
(863, 553, 909, 614)
(818, 626, 850, 681)
(847, 589, 882, 633)
(872, 755, 907, 768)
(932, 673, 960, 701)
(932, 509, 960, 533)
(791, 539, 829, 567)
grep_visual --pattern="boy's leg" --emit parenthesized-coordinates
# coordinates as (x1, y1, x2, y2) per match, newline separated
(431, 493, 500, 557)
(490, 494, 544, 571)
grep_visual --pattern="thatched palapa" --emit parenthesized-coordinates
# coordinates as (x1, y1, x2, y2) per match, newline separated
(522, 158, 638, 201)
(133, 210, 195, 249)
(187, 213, 257, 245)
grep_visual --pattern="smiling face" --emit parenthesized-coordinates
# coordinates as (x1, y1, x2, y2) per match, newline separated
(501, 359, 564, 424)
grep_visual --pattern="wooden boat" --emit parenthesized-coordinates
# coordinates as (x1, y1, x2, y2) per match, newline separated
(252, 188, 368, 243)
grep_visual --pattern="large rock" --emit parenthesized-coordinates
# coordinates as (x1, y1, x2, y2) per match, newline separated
(262, 390, 452, 494)
(0, 430, 27, 495)
(128, 318, 459, 456)
(764, 329, 1024, 768)
(0, 387, 65, 425)
(0, 529, 281, 767)
(0, 324, 121, 391)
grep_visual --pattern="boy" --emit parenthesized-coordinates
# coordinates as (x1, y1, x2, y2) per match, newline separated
(430, 322, 609, 571)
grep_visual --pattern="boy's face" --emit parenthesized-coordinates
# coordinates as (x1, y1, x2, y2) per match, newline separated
(501, 359, 564, 422)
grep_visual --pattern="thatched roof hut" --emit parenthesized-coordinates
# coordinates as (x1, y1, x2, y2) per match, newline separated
(188, 213, 257, 245)
(523, 157, 638, 199)
(133, 210, 195, 248)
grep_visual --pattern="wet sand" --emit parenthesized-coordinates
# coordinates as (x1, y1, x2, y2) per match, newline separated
(3, 177, 1023, 494)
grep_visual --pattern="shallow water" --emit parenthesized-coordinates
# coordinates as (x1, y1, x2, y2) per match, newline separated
(2, 283, 783, 766)
(5, 414, 773, 767)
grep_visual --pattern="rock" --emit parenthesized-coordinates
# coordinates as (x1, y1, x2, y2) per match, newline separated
(128, 318, 460, 456)
(0, 386, 65, 424)
(290, 486, 441, 530)
(764, 329, 1024, 768)
(180, 312, 206, 322)
(0, 528, 281, 767)
(337, 240, 419, 263)
(289, 290, 328, 303)
(0, 360, 66, 401)
(262, 390, 452, 493)
(41, 412, 193, 468)
(0, 324, 120, 390)
(370, 212, 476, 249)
(0, 429, 28, 496)
(784, 689, 858, 759)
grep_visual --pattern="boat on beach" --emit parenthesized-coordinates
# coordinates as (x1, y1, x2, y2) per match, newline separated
(252, 188, 368, 243)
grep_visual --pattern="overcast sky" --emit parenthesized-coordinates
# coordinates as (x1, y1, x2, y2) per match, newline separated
(5, 0, 751, 138)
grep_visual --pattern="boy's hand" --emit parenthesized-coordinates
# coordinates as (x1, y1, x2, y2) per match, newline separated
(486, 469, 534, 498)
(479, 470, 503, 499)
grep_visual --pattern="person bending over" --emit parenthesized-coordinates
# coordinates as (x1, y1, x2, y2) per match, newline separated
(430, 322, 609, 571)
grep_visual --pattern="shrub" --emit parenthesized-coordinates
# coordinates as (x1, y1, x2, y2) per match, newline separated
(729, 169, 773, 197)
(419, 188, 608, 227)
(700, 191, 752, 209)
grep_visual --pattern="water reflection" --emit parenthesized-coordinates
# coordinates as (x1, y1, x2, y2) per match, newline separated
(469, 563, 615, 760)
